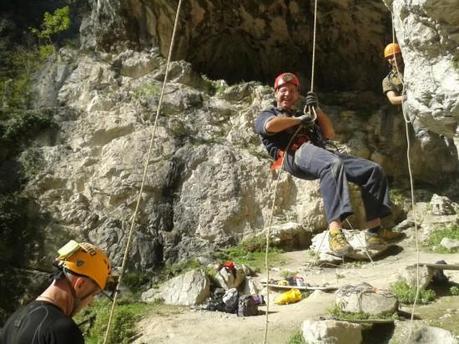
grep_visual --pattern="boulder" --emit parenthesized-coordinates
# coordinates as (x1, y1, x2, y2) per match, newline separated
(159, 269, 210, 306)
(335, 283, 398, 316)
(302, 319, 363, 344)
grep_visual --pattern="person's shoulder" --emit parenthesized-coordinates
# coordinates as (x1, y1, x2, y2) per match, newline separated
(50, 316, 84, 343)
(259, 106, 277, 115)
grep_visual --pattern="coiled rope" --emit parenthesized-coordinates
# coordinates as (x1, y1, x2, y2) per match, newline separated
(102, 0, 183, 343)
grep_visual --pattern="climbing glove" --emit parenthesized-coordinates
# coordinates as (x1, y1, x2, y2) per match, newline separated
(305, 91, 319, 109)
(297, 114, 315, 129)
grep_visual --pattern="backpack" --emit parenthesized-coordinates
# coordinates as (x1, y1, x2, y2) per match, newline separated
(237, 295, 259, 316)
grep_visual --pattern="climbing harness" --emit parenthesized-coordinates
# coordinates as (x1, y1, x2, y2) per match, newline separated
(102, 0, 184, 343)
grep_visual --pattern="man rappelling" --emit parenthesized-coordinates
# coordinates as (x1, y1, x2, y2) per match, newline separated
(255, 72, 403, 257)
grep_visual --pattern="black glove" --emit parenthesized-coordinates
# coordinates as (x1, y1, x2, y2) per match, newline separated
(297, 114, 315, 129)
(305, 91, 319, 109)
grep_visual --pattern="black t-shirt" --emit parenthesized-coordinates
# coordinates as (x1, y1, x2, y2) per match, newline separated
(0, 301, 84, 344)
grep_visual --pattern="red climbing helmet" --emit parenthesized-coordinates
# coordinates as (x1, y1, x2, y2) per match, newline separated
(274, 72, 300, 90)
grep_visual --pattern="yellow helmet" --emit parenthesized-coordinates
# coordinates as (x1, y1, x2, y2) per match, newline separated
(56, 240, 111, 289)
(384, 43, 401, 58)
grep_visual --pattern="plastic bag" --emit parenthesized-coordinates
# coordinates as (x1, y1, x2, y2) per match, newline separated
(274, 288, 302, 305)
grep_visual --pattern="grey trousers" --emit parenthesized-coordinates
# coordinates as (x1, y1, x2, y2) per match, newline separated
(289, 143, 391, 223)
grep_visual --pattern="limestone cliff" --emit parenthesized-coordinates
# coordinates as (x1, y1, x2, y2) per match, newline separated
(17, 0, 459, 272)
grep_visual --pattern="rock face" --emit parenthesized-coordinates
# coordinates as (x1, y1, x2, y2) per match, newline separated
(25, 45, 455, 271)
(82, 0, 391, 91)
(384, 0, 459, 138)
(20, 0, 459, 272)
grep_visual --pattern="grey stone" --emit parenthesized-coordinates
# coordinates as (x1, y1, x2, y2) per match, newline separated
(302, 319, 363, 344)
(440, 238, 459, 251)
(398, 265, 434, 290)
(430, 194, 456, 216)
(335, 283, 398, 316)
(159, 269, 210, 306)
(390, 321, 458, 344)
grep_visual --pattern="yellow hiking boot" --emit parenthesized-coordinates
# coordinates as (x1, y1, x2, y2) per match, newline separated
(328, 230, 353, 256)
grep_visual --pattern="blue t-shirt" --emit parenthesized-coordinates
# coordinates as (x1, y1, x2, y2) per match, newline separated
(254, 106, 310, 160)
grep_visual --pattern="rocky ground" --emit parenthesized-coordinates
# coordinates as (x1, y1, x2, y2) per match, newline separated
(133, 228, 459, 344)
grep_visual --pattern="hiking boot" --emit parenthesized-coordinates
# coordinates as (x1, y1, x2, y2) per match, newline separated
(328, 230, 352, 256)
(376, 228, 405, 242)
(365, 231, 388, 250)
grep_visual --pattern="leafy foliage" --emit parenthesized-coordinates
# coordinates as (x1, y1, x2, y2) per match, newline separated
(450, 286, 459, 296)
(287, 330, 306, 344)
(30, 6, 71, 44)
(76, 299, 151, 344)
(0, 194, 46, 323)
(390, 281, 436, 304)
(75, 299, 184, 344)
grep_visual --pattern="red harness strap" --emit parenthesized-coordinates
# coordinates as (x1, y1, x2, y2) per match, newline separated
(270, 135, 309, 170)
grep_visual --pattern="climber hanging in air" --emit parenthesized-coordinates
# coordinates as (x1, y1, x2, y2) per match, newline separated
(1, 240, 112, 344)
(382, 42, 431, 148)
(255, 72, 403, 257)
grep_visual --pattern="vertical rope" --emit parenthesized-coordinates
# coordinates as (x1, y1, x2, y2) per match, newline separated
(389, 10, 420, 338)
(263, 2, 319, 343)
(309, 0, 319, 93)
(102, 1, 183, 343)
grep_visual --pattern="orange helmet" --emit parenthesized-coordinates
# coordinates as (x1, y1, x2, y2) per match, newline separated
(56, 240, 111, 289)
(384, 43, 401, 58)
(274, 72, 300, 90)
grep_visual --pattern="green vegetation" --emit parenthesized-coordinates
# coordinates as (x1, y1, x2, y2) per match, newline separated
(425, 225, 459, 253)
(75, 298, 183, 344)
(287, 330, 306, 344)
(389, 187, 408, 207)
(390, 281, 436, 304)
(328, 305, 397, 321)
(133, 82, 161, 100)
(0, 4, 70, 322)
(162, 258, 203, 280)
(450, 286, 459, 296)
(0, 194, 46, 322)
(30, 6, 71, 58)
(213, 236, 285, 272)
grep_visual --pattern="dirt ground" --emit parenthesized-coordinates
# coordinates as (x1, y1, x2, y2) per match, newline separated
(133, 232, 459, 344)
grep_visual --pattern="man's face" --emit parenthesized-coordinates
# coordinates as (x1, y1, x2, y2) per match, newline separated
(73, 277, 102, 314)
(387, 53, 404, 69)
(275, 83, 299, 110)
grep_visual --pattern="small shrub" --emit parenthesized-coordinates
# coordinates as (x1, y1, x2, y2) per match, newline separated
(425, 226, 459, 253)
(390, 281, 436, 304)
(133, 83, 161, 100)
(450, 286, 459, 296)
(288, 330, 306, 344)
(213, 239, 284, 273)
(76, 299, 150, 344)
(30, 6, 71, 44)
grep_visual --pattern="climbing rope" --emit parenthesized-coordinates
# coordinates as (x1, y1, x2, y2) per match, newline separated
(389, 11, 421, 337)
(263, 1, 319, 343)
(102, 0, 184, 343)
